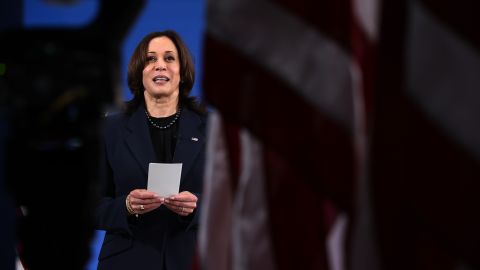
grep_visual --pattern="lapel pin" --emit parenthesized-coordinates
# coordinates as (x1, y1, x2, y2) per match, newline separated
(191, 137, 199, 142)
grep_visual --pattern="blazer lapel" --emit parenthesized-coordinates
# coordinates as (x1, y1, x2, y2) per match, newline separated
(124, 104, 156, 179)
(173, 108, 205, 183)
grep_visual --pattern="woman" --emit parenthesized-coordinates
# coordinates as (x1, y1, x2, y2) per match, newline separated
(95, 30, 206, 270)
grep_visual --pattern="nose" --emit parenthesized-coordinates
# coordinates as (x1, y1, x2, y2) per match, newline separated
(154, 61, 167, 71)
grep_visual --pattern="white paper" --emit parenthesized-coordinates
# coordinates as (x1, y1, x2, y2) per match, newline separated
(147, 163, 182, 197)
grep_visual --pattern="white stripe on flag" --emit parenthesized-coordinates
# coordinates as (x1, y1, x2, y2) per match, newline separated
(207, 0, 355, 129)
(232, 128, 275, 270)
(326, 213, 348, 270)
(406, 1, 480, 159)
(199, 111, 233, 270)
(353, 0, 381, 41)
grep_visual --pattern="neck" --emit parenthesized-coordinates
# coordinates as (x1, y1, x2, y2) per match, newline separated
(144, 93, 179, 117)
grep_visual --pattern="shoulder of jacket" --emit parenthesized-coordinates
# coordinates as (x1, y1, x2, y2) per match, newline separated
(100, 106, 128, 134)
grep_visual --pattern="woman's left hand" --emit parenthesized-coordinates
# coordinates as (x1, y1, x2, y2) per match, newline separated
(164, 191, 198, 216)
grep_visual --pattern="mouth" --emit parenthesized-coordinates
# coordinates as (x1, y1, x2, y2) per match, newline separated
(152, 75, 170, 83)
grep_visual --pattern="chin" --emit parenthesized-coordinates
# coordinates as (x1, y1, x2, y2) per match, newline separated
(146, 89, 177, 99)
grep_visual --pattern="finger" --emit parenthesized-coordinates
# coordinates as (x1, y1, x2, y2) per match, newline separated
(175, 191, 198, 201)
(127, 192, 162, 216)
(163, 201, 197, 209)
(131, 197, 164, 205)
(164, 204, 193, 215)
(163, 199, 197, 208)
(163, 204, 193, 215)
(166, 193, 197, 203)
(167, 191, 191, 200)
(135, 202, 164, 213)
(129, 194, 163, 206)
(130, 189, 159, 199)
(129, 196, 153, 206)
(181, 206, 194, 214)
(179, 207, 192, 216)
(133, 203, 145, 212)
(179, 205, 194, 215)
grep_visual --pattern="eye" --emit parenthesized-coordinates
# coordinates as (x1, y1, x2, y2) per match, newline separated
(146, 55, 157, 63)
(165, 55, 175, 62)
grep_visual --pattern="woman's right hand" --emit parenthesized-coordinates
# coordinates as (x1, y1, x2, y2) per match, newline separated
(126, 189, 164, 215)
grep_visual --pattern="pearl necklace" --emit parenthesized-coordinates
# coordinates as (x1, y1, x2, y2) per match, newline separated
(145, 107, 181, 129)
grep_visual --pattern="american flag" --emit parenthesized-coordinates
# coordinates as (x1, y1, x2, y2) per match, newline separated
(198, 0, 480, 269)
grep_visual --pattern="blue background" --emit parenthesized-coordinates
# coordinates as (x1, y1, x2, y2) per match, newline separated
(23, 0, 205, 268)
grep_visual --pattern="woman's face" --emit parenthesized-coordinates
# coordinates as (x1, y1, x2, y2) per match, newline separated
(142, 36, 181, 100)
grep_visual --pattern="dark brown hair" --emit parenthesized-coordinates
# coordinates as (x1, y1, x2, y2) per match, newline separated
(126, 30, 204, 114)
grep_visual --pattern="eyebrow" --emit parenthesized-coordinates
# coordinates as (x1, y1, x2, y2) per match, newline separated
(147, 50, 175, 54)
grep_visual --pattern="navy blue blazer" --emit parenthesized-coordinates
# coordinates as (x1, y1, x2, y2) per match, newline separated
(95, 103, 206, 270)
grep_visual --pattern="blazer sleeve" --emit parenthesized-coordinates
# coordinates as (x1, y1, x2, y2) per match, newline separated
(94, 117, 133, 236)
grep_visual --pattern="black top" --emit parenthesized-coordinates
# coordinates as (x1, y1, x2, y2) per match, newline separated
(147, 113, 179, 163)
